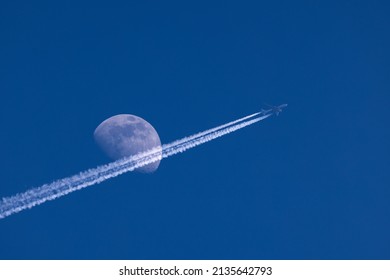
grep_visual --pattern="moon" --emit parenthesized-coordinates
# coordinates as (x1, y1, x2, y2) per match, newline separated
(93, 114, 162, 173)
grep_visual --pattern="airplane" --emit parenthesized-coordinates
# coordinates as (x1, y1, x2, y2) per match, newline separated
(261, 103, 288, 116)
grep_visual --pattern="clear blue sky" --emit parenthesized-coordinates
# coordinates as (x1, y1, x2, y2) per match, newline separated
(0, 0, 389, 259)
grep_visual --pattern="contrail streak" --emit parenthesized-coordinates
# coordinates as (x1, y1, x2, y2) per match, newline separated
(0, 112, 271, 219)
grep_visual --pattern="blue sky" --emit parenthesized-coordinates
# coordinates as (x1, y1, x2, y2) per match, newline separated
(0, 1, 389, 259)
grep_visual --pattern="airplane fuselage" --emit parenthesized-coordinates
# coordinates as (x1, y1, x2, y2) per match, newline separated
(261, 103, 287, 116)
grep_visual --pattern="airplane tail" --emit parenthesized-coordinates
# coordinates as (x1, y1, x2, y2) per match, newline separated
(260, 109, 270, 115)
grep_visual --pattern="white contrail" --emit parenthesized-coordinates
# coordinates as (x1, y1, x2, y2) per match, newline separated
(1, 111, 262, 215)
(0, 113, 271, 219)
